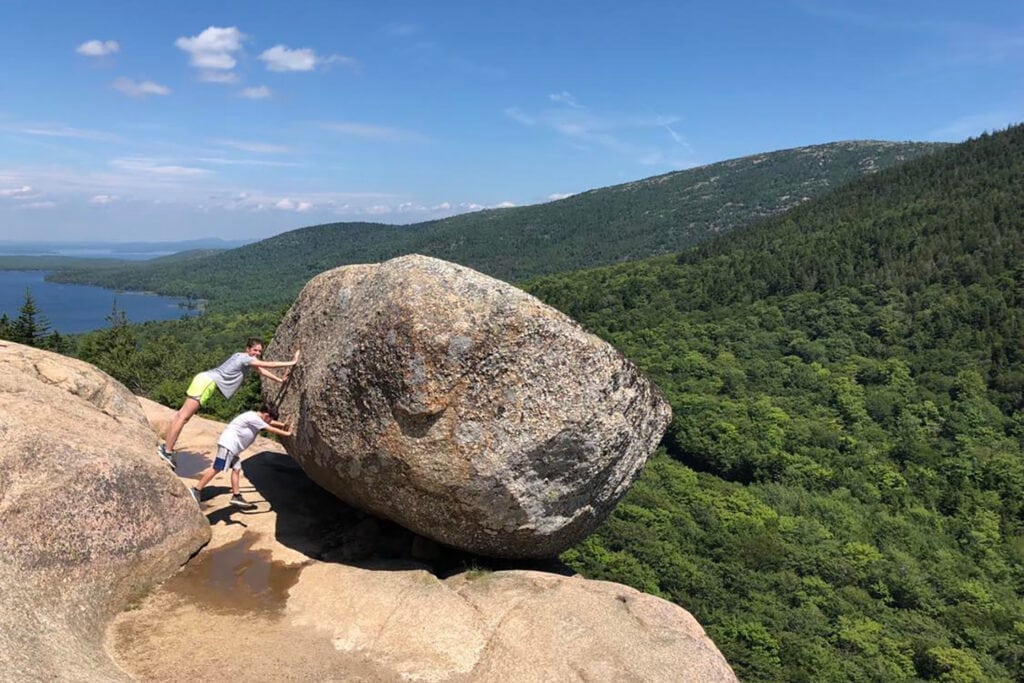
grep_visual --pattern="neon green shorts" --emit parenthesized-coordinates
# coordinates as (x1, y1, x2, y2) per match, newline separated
(186, 372, 218, 407)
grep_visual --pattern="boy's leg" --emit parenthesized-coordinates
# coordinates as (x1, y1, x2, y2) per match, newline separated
(228, 455, 256, 509)
(194, 466, 219, 491)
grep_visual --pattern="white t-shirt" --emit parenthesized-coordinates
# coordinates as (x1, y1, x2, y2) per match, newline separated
(217, 410, 269, 455)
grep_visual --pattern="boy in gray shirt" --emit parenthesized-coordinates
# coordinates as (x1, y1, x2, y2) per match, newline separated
(158, 337, 299, 468)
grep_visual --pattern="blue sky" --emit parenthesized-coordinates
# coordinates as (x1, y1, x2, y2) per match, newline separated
(1, 0, 1021, 242)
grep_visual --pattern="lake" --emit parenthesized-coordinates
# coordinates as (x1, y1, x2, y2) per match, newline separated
(0, 271, 197, 334)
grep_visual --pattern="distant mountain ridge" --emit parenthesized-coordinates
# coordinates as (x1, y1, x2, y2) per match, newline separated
(49, 140, 943, 309)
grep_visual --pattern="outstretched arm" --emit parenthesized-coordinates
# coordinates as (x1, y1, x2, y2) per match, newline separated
(264, 422, 294, 438)
(255, 366, 288, 383)
(251, 348, 301, 370)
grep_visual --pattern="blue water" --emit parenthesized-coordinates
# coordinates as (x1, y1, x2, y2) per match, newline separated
(0, 271, 197, 334)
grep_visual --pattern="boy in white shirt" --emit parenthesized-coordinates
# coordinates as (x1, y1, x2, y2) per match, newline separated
(189, 405, 294, 510)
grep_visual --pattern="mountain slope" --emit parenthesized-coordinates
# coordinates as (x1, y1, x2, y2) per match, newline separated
(522, 125, 1024, 681)
(50, 140, 941, 309)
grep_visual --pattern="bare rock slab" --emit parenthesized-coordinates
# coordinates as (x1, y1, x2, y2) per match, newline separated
(265, 255, 671, 558)
(0, 341, 210, 681)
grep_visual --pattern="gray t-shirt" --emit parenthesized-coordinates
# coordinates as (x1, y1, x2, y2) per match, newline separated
(206, 352, 254, 399)
(217, 410, 269, 455)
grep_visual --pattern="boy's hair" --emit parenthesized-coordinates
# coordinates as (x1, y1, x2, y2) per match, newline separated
(246, 336, 264, 350)
(259, 404, 279, 422)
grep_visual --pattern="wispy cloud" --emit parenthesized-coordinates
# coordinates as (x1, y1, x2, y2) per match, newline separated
(195, 157, 302, 168)
(175, 26, 246, 82)
(239, 85, 272, 99)
(0, 185, 34, 198)
(76, 39, 120, 57)
(797, 3, 1024, 72)
(259, 45, 359, 72)
(17, 201, 57, 210)
(927, 112, 1021, 141)
(211, 139, 291, 154)
(548, 192, 574, 201)
(506, 96, 694, 167)
(549, 91, 583, 109)
(112, 77, 171, 98)
(386, 23, 421, 37)
(8, 123, 121, 142)
(320, 121, 427, 143)
(110, 157, 211, 177)
(89, 194, 117, 204)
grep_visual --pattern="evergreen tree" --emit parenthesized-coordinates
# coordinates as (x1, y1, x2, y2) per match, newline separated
(0, 312, 10, 340)
(10, 288, 51, 347)
(77, 301, 144, 391)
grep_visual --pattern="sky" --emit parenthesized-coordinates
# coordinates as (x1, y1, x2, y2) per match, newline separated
(1, 0, 1022, 243)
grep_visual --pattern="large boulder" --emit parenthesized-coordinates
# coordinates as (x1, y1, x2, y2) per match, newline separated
(264, 255, 671, 558)
(0, 341, 210, 681)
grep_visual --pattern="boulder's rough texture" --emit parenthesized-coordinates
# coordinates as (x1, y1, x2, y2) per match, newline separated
(0, 341, 210, 681)
(264, 255, 671, 558)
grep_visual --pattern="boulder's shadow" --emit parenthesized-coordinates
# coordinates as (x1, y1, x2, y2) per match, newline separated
(242, 450, 573, 578)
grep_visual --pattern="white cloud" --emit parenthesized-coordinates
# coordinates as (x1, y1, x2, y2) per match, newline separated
(200, 71, 238, 84)
(260, 45, 317, 72)
(259, 45, 358, 73)
(504, 107, 536, 126)
(211, 138, 290, 154)
(927, 112, 1020, 141)
(320, 121, 427, 143)
(0, 185, 33, 198)
(112, 77, 171, 98)
(548, 193, 573, 201)
(386, 23, 421, 37)
(549, 91, 583, 109)
(77, 39, 120, 57)
(507, 99, 695, 167)
(273, 197, 313, 211)
(89, 194, 116, 204)
(10, 123, 120, 142)
(110, 157, 210, 177)
(494, 201, 516, 208)
(239, 85, 272, 99)
(175, 26, 245, 81)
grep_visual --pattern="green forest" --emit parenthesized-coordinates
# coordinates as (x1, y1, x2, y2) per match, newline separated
(525, 125, 1024, 681)
(0, 127, 1020, 680)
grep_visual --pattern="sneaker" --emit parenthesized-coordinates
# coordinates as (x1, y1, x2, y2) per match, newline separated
(189, 487, 202, 505)
(229, 494, 257, 510)
(157, 444, 175, 470)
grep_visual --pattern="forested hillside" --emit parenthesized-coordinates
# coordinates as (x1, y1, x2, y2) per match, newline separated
(523, 125, 1024, 681)
(48, 140, 939, 310)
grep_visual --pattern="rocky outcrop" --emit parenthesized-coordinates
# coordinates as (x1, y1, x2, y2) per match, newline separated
(111, 402, 738, 682)
(0, 341, 210, 681)
(286, 565, 738, 682)
(264, 255, 671, 558)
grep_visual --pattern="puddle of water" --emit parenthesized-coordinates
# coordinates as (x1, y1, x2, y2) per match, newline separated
(174, 451, 211, 478)
(164, 531, 305, 614)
